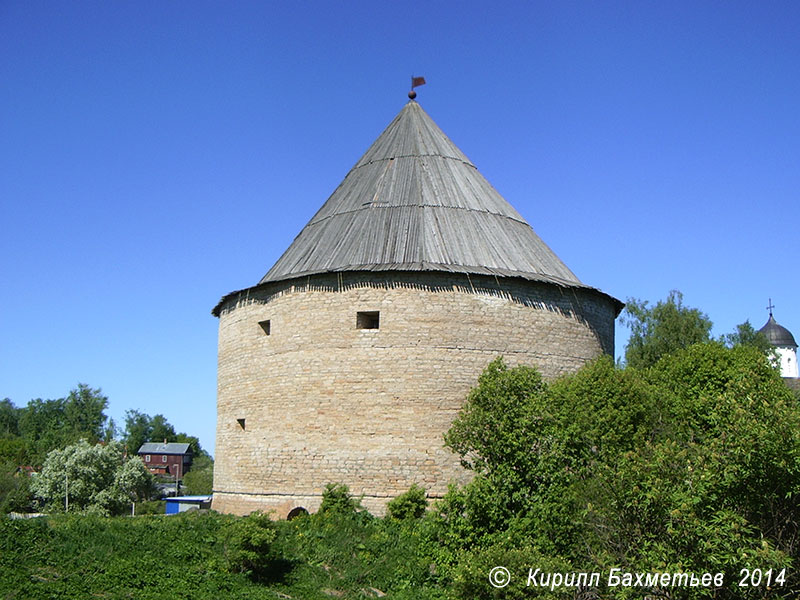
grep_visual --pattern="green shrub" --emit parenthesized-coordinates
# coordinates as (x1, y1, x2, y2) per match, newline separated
(183, 455, 213, 495)
(0, 466, 34, 514)
(224, 511, 278, 581)
(387, 484, 428, 520)
(134, 500, 165, 515)
(276, 506, 440, 599)
(452, 543, 575, 600)
(318, 483, 364, 515)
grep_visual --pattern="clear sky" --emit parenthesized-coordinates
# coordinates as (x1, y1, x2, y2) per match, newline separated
(2, 2, 798, 457)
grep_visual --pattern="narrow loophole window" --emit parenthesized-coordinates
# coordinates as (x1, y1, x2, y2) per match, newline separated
(259, 320, 271, 335)
(356, 311, 380, 329)
(237, 418, 246, 430)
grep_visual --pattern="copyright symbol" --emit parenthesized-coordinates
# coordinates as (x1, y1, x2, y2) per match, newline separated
(489, 566, 511, 588)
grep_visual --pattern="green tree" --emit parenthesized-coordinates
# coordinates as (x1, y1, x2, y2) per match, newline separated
(122, 409, 179, 454)
(18, 398, 69, 462)
(30, 439, 154, 515)
(122, 411, 206, 458)
(0, 438, 28, 466)
(175, 433, 206, 459)
(0, 467, 34, 514)
(149, 414, 177, 444)
(434, 347, 800, 598)
(182, 454, 213, 495)
(621, 290, 712, 368)
(0, 399, 20, 438)
(63, 384, 108, 443)
(722, 319, 775, 355)
(586, 344, 799, 595)
(441, 356, 658, 557)
(121, 409, 151, 455)
(444, 357, 545, 476)
(0, 397, 32, 510)
(17, 385, 109, 464)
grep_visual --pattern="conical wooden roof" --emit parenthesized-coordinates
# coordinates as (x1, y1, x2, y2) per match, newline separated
(260, 100, 583, 287)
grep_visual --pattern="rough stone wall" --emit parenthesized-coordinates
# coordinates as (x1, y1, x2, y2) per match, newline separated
(213, 271, 617, 517)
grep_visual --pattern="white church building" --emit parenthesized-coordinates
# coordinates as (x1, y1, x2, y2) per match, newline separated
(758, 304, 798, 378)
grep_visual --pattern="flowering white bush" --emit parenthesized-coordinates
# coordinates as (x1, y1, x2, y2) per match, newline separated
(31, 439, 154, 515)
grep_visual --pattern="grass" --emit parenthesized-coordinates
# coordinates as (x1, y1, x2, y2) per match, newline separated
(0, 511, 446, 600)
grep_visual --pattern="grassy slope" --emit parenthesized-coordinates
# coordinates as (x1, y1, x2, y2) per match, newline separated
(0, 512, 445, 600)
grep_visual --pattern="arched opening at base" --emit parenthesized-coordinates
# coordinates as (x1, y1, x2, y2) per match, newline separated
(287, 506, 309, 520)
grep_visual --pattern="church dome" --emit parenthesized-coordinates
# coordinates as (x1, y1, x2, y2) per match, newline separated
(759, 315, 797, 348)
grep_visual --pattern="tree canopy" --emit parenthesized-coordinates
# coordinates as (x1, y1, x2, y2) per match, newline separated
(12, 384, 111, 466)
(0, 387, 210, 513)
(722, 318, 774, 354)
(30, 439, 154, 515)
(621, 290, 713, 368)
(434, 344, 800, 598)
(122, 409, 206, 458)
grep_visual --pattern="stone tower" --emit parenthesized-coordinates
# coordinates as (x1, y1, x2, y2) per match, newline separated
(212, 98, 623, 516)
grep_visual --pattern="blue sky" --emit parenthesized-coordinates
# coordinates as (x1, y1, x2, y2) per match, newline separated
(2, 2, 798, 456)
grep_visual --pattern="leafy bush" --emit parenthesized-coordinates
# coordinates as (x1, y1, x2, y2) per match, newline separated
(452, 543, 574, 600)
(183, 454, 213, 494)
(0, 506, 444, 599)
(0, 465, 34, 514)
(387, 484, 427, 520)
(134, 499, 165, 515)
(433, 346, 800, 598)
(0, 512, 246, 599)
(277, 507, 441, 599)
(318, 483, 364, 515)
(30, 439, 154, 515)
(224, 511, 278, 581)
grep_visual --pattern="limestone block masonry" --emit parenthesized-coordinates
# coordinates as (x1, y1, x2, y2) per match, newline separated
(212, 271, 616, 517)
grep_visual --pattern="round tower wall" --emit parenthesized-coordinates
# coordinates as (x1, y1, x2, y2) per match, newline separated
(212, 271, 616, 517)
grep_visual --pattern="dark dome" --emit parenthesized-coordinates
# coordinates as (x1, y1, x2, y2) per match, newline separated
(759, 315, 797, 348)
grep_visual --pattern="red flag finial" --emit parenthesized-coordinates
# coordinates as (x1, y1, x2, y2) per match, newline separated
(409, 76, 426, 99)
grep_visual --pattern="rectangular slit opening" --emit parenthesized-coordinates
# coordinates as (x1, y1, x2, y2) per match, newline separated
(356, 311, 380, 329)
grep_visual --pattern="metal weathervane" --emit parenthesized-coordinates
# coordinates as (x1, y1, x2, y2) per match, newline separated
(409, 75, 426, 99)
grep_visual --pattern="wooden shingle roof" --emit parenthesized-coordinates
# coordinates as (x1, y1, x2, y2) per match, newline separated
(261, 100, 581, 287)
(213, 100, 622, 316)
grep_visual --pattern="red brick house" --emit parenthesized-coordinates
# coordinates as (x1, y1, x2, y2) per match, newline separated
(137, 442, 192, 478)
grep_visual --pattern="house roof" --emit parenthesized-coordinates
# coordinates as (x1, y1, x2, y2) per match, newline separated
(261, 100, 582, 287)
(759, 315, 797, 348)
(166, 495, 213, 503)
(137, 442, 191, 455)
(213, 99, 622, 316)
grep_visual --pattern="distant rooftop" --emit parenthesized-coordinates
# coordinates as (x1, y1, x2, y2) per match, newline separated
(137, 442, 191, 455)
